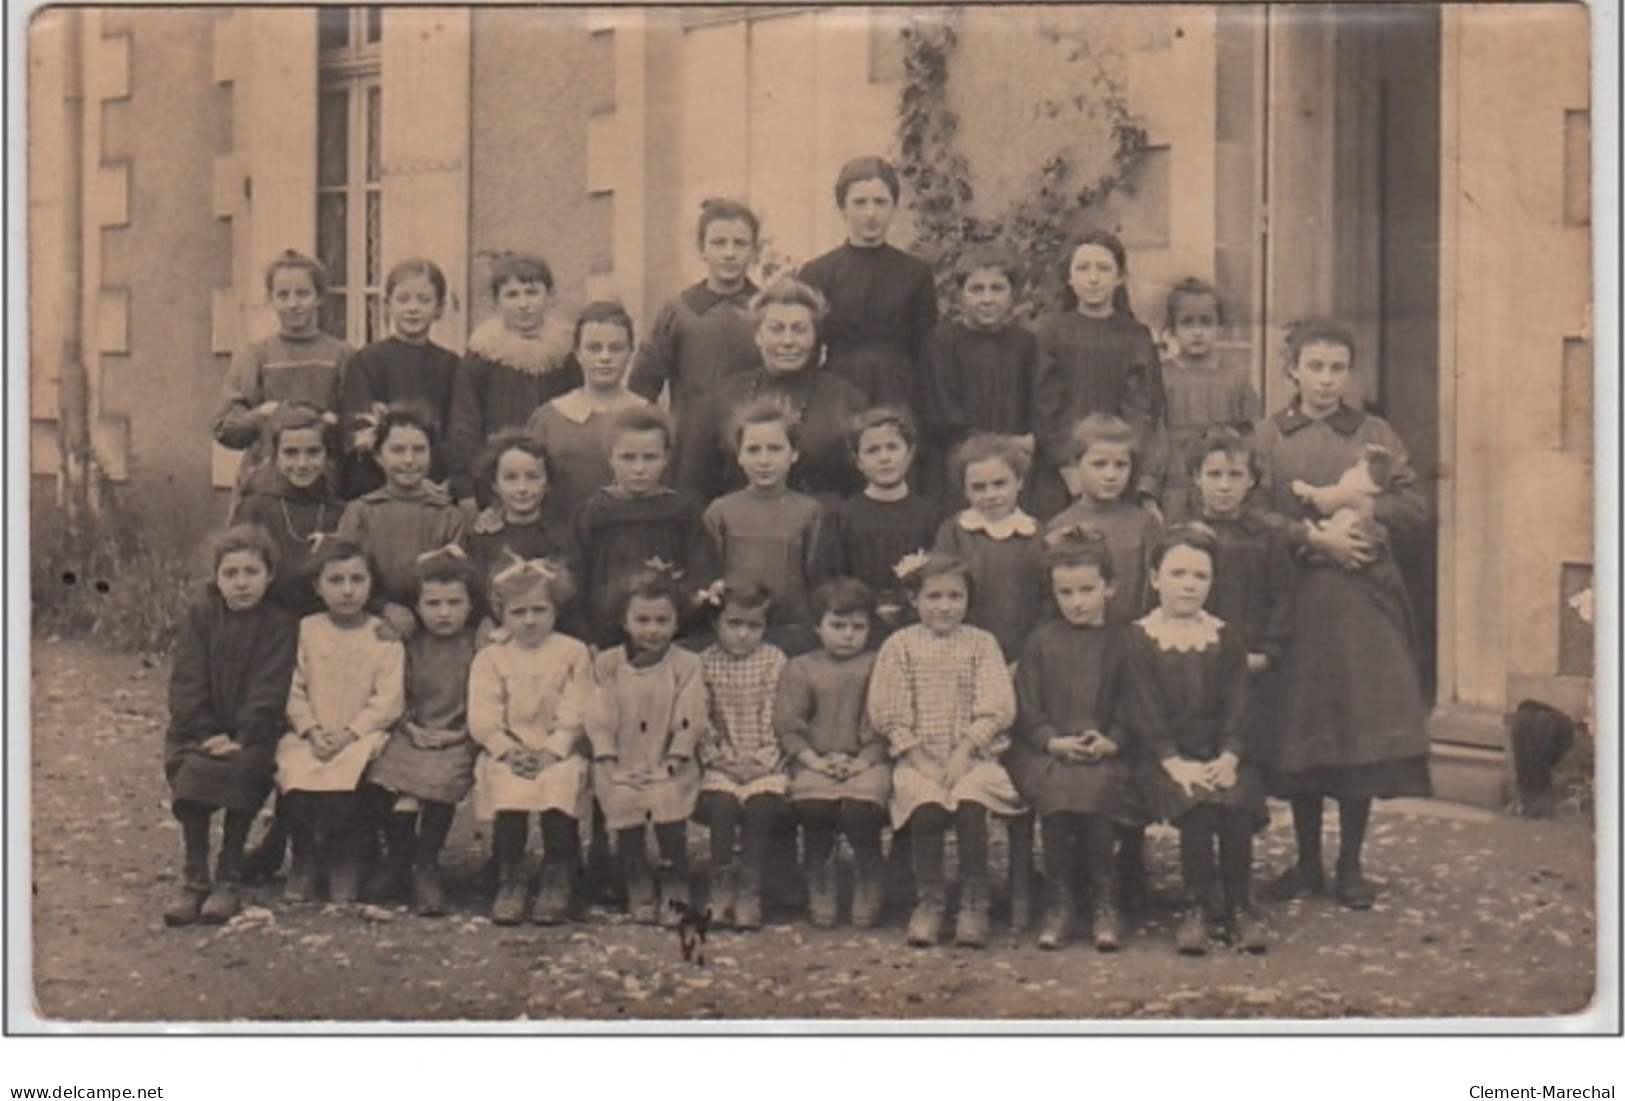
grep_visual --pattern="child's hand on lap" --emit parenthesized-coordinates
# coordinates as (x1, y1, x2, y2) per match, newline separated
(1080, 730, 1117, 762)
(201, 734, 240, 758)
(1246, 652, 1271, 675)
(1205, 751, 1239, 791)
(1048, 733, 1092, 764)
(945, 742, 975, 786)
(906, 748, 948, 790)
(1163, 756, 1211, 797)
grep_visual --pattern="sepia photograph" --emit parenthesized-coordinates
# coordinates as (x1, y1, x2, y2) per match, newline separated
(13, 0, 1614, 1042)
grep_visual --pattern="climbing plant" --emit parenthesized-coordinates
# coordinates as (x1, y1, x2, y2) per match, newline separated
(896, 11, 1149, 319)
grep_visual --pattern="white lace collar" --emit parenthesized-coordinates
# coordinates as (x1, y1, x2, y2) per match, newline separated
(466, 315, 576, 376)
(1136, 607, 1223, 653)
(957, 508, 1038, 540)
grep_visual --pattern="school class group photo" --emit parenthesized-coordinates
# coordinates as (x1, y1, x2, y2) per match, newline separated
(168, 150, 1434, 966)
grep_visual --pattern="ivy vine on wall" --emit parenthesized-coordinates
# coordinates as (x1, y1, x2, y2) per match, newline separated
(896, 11, 1149, 319)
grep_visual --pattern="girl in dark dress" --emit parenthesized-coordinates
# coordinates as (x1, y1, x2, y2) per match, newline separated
(1250, 319, 1433, 910)
(817, 408, 941, 643)
(799, 156, 938, 420)
(576, 406, 718, 648)
(340, 258, 460, 498)
(1031, 231, 1168, 519)
(464, 431, 581, 635)
(163, 525, 298, 927)
(1009, 529, 1143, 952)
(235, 402, 345, 620)
(1123, 525, 1269, 956)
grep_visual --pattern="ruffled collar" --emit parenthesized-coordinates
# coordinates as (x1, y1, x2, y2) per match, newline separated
(1273, 401, 1366, 437)
(957, 508, 1038, 540)
(1136, 607, 1223, 653)
(682, 279, 758, 316)
(466, 314, 576, 377)
(548, 387, 646, 425)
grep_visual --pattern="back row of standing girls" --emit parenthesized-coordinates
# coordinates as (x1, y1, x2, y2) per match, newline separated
(186, 153, 1432, 950)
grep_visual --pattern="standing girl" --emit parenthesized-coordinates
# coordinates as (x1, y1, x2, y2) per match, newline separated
(574, 407, 717, 648)
(1031, 231, 1167, 518)
(693, 579, 791, 930)
(920, 252, 1040, 506)
(775, 578, 892, 927)
(868, 553, 1022, 948)
(362, 547, 482, 916)
(1157, 278, 1262, 515)
(235, 402, 346, 620)
(703, 398, 824, 636)
(800, 157, 939, 418)
(446, 252, 582, 507)
(1123, 525, 1268, 955)
(341, 258, 461, 498)
(524, 301, 651, 529)
(817, 408, 940, 642)
(336, 405, 467, 631)
(163, 526, 298, 926)
(628, 199, 763, 424)
(469, 555, 594, 926)
(587, 566, 711, 926)
(1251, 319, 1432, 909)
(277, 538, 405, 904)
(932, 433, 1048, 663)
(464, 431, 580, 628)
(1009, 530, 1141, 951)
(213, 250, 350, 508)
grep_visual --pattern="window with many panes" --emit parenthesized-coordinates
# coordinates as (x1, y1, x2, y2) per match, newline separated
(317, 7, 383, 344)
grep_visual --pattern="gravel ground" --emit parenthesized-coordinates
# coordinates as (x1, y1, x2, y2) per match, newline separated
(27, 638, 1599, 1025)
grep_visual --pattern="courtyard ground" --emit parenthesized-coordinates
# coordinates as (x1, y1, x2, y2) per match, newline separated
(25, 638, 1599, 1026)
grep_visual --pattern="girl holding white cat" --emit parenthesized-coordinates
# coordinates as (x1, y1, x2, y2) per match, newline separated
(1250, 318, 1431, 911)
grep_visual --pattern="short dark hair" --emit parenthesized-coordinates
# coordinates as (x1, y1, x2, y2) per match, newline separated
(1284, 317, 1357, 368)
(208, 523, 279, 577)
(1163, 277, 1225, 332)
(384, 257, 448, 304)
(697, 198, 761, 247)
(307, 536, 376, 589)
(476, 429, 554, 498)
(607, 405, 674, 456)
(810, 576, 876, 621)
(847, 406, 918, 454)
(487, 251, 555, 298)
(834, 156, 901, 206)
(1184, 423, 1263, 482)
(574, 299, 636, 350)
(1040, 524, 1115, 583)
(1148, 522, 1220, 574)
(374, 402, 439, 455)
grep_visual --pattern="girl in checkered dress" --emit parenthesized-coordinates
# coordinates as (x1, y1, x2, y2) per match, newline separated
(868, 552, 1023, 948)
(692, 578, 791, 930)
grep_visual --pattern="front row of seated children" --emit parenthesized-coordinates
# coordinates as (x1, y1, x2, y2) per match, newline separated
(163, 505, 1270, 957)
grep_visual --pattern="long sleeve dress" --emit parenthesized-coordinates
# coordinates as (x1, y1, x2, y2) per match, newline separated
(1031, 310, 1167, 517)
(1008, 619, 1143, 823)
(522, 388, 650, 528)
(1158, 348, 1262, 511)
(698, 643, 789, 800)
(799, 242, 939, 418)
(933, 509, 1049, 662)
(165, 589, 299, 810)
(773, 649, 891, 805)
(335, 484, 468, 608)
(586, 646, 709, 830)
(212, 331, 351, 502)
(703, 486, 822, 627)
(277, 614, 406, 793)
(573, 486, 718, 648)
(366, 627, 481, 805)
(1120, 609, 1267, 828)
(626, 280, 761, 424)
(445, 316, 582, 503)
(235, 474, 345, 619)
(1044, 497, 1163, 627)
(467, 632, 594, 820)
(340, 336, 462, 498)
(674, 366, 869, 502)
(1249, 402, 1432, 799)
(919, 320, 1039, 502)
(816, 490, 941, 640)
(867, 624, 1024, 828)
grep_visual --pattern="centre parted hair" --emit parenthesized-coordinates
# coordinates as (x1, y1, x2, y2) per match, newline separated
(731, 394, 804, 451)
(1185, 423, 1265, 481)
(833, 155, 901, 207)
(750, 276, 830, 328)
(950, 431, 1032, 492)
(207, 523, 280, 579)
(1148, 522, 1221, 575)
(810, 576, 877, 621)
(846, 405, 918, 454)
(384, 257, 448, 304)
